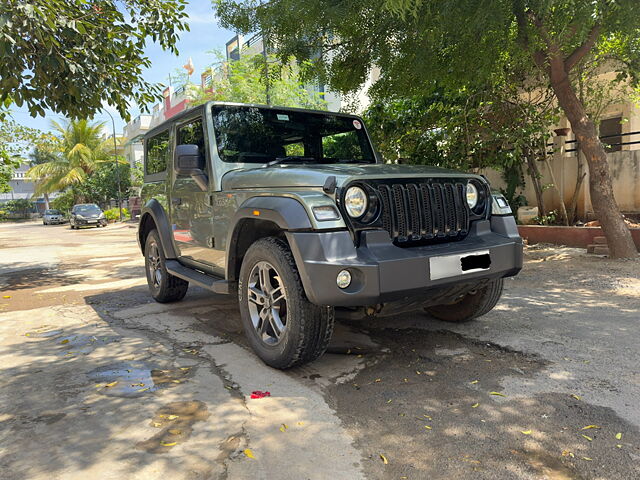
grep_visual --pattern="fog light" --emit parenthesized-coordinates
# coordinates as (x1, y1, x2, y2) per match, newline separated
(336, 270, 352, 289)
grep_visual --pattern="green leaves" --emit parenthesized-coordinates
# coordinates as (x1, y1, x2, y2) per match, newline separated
(0, 0, 189, 119)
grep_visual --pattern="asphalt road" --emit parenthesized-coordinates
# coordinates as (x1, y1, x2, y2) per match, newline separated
(1, 221, 639, 480)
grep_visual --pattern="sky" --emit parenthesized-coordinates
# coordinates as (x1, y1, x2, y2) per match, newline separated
(7, 0, 235, 136)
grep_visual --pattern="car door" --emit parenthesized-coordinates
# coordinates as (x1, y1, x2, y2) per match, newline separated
(170, 114, 217, 269)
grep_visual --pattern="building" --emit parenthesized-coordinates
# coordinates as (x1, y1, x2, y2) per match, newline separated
(121, 85, 193, 173)
(0, 164, 57, 213)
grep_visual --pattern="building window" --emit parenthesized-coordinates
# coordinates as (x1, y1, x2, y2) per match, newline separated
(600, 116, 622, 152)
(146, 129, 170, 175)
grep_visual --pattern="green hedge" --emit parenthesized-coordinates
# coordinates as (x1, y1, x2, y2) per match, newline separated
(104, 207, 130, 221)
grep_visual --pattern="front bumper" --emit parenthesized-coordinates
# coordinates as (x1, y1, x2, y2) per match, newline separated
(75, 218, 107, 226)
(286, 216, 523, 307)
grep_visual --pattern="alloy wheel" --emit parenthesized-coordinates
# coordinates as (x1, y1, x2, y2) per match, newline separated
(247, 261, 288, 346)
(147, 240, 163, 288)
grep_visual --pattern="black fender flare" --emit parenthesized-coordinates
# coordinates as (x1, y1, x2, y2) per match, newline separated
(225, 196, 313, 279)
(139, 199, 178, 259)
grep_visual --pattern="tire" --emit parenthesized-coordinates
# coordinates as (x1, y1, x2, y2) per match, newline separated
(144, 229, 189, 303)
(238, 237, 334, 369)
(425, 278, 504, 323)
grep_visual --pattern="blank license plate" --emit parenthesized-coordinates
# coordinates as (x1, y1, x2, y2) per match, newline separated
(88, 220, 97, 224)
(429, 250, 491, 280)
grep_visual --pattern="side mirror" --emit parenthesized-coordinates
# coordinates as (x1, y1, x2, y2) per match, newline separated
(175, 144, 208, 191)
(175, 144, 204, 175)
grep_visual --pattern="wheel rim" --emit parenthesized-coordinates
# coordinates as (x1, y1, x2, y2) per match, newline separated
(147, 240, 162, 288)
(247, 261, 288, 346)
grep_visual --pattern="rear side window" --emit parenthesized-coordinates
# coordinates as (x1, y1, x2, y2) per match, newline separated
(146, 130, 170, 175)
(176, 118, 205, 152)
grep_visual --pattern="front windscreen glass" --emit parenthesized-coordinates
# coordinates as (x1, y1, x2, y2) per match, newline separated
(75, 205, 101, 215)
(44, 210, 61, 215)
(211, 106, 375, 164)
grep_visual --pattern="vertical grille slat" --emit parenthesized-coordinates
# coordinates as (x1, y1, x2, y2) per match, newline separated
(375, 180, 471, 245)
(392, 184, 408, 241)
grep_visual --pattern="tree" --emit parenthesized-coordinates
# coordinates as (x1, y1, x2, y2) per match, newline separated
(189, 51, 327, 109)
(0, 0, 189, 119)
(0, 114, 51, 192)
(3, 198, 34, 217)
(215, 0, 640, 258)
(29, 144, 61, 209)
(74, 161, 132, 208)
(27, 119, 114, 197)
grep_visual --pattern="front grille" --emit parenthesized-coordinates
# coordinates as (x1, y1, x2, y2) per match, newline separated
(377, 181, 470, 245)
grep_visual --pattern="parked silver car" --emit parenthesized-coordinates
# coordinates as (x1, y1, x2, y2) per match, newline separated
(42, 209, 65, 225)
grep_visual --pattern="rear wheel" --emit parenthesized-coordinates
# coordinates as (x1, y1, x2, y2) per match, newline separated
(425, 278, 504, 323)
(144, 229, 189, 303)
(238, 237, 334, 369)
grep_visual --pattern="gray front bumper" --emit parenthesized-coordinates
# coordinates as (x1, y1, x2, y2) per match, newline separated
(286, 216, 523, 307)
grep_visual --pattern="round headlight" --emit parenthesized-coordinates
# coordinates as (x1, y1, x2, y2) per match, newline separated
(344, 186, 368, 218)
(466, 182, 479, 209)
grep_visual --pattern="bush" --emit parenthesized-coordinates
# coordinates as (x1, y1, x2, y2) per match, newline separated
(104, 207, 130, 221)
(51, 189, 75, 213)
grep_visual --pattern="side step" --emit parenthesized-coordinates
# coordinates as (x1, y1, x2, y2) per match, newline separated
(165, 260, 232, 294)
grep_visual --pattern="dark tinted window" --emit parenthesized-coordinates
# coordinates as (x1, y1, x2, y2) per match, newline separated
(44, 209, 61, 215)
(146, 130, 170, 174)
(211, 106, 374, 164)
(73, 204, 101, 214)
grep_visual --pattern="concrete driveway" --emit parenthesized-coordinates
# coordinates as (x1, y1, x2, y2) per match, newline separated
(0, 221, 638, 479)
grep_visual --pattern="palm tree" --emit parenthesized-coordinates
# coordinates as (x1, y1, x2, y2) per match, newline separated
(29, 145, 60, 209)
(27, 119, 112, 200)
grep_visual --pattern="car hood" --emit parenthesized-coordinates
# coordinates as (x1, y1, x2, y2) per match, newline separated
(221, 163, 477, 190)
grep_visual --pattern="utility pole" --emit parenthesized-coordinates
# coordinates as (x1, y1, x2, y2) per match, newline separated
(103, 109, 123, 222)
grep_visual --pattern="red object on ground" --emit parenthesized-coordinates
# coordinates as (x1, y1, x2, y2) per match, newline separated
(250, 390, 271, 399)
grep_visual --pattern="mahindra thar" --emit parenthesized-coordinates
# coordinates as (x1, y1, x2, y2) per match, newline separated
(138, 102, 522, 369)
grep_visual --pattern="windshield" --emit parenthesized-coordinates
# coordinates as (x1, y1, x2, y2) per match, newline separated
(74, 205, 101, 215)
(211, 106, 375, 164)
(44, 210, 61, 215)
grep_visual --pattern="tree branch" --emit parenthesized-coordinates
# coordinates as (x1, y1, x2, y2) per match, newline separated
(564, 24, 600, 72)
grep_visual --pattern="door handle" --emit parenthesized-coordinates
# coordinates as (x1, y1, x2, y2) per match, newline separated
(172, 197, 182, 206)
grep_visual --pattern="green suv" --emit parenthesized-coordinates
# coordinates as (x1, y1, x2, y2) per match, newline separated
(138, 102, 522, 369)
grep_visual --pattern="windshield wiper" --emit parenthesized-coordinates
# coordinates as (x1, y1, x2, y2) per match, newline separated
(265, 156, 316, 168)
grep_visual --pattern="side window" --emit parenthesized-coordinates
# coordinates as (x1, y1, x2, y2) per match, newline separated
(177, 118, 205, 153)
(146, 130, 170, 175)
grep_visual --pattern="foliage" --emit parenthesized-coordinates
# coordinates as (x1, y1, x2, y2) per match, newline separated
(27, 119, 113, 195)
(51, 189, 75, 213)
(104, 207, 130, 221)
(0, 0, 189, 119)
(3, 198, 34, 217)
(74, 161, 132, 207)
(533, 210, 558, 226)
(0, 116, 52, 192)
(189, 50, 326, 109)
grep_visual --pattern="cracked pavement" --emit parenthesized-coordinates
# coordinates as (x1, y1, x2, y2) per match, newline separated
(1, 221, 639, 479)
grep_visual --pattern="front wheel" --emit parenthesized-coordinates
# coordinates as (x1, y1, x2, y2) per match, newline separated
(238, 237, 334, 369)
(144, 229, 189, 303)
(425, 278, 504, 323)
